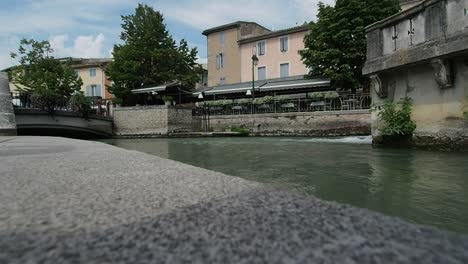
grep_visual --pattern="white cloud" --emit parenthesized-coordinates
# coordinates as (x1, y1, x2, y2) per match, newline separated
(49, 34, 106, 58)
(158, 0, 335, 31)
(196, 57, 208, 64)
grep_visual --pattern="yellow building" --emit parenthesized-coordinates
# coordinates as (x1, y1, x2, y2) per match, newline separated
(64, 58, 113, 100)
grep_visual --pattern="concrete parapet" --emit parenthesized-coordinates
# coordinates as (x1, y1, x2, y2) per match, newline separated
(0, 72, 16, 136)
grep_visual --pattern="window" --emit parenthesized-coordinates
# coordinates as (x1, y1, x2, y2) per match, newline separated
(219, 77, 226, 85)
(280, 63, 290, 78)
(216, 53, 224, 69)
(257, 41, 266, 56)
(280, 36, 288, 52)
(258, 66, 266, 80)
(86, 84, 101, 97)
(219, 32, 225, 45)
(89, 68, 97, 77)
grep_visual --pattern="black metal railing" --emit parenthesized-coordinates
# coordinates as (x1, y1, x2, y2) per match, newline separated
(195, 94, 371, 116)
(11, 92, 113, 117)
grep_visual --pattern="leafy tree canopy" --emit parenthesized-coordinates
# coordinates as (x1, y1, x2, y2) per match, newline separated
(106, 4, 201, 103)
(10, 38, 82, 97)
(300, 0, 400, 90)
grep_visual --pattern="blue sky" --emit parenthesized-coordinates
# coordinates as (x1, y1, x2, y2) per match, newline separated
(0, 0, 334, 70)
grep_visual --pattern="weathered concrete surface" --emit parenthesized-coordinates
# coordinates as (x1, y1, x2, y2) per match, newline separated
(1, 136, 468, 263)
(0, 72, 16, 136)
(207, 110, 371, 136)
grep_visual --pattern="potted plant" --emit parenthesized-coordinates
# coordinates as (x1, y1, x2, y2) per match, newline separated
(308, 92, 325, 100)
(162, 95, 173, 106)
(324, 91, 339, 99)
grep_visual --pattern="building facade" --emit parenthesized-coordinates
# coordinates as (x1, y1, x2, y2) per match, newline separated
(202, 21, 271, 86)
(66, 58, 113, 100)
(363, 0, 468, 149)
(200, 22, 330, 100)
(239, 25, 309, 83)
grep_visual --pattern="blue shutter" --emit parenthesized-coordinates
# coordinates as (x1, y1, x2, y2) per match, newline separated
(86, 85, 91, 96)
(96, 85, 102, 97)
(280, 63, 289, 78)
(258, 67, 266, 80)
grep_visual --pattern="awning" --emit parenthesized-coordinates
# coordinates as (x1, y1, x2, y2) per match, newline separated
(131, 82, 180, 94)
(194, 81, 267, 96)
(260, 79, 330, 92)
(194, 77, 330, 96)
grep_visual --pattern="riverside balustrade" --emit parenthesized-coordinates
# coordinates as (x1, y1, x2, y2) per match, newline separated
(195, 93, 371, 116)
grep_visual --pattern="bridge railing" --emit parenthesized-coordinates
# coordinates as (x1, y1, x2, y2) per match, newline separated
(11, 92, 113, 117)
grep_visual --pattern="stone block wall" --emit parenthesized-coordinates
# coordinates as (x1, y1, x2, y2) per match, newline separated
(207, 110, 371, 136)
(113, 106, 194, 136)
(0, 72, 16, 136)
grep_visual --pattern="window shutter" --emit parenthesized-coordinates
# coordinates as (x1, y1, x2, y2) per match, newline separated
(86, 85, 91, 96)
(258, 67, 266, 80)
(96, 85, 102, 97)
(280, 63, 289, 78)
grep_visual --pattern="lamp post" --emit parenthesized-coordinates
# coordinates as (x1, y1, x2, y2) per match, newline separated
(249, 46, 259, 100)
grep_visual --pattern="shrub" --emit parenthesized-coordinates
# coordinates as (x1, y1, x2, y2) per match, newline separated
(69, 92, 92, 117)
(308, 92, 324, 99)
(324, 91, 339, 99)
(274, 95, 290, 102)
(253, 96, 274, 105)
(378, 97, 416, 137)
(236, 98, 252, 104)
(231, 126, 250, 136)
(203, 100, 232, 107)
(112, 97, 123, 106)
(162, 95, 173, 102)
(30, 90, 67, 113)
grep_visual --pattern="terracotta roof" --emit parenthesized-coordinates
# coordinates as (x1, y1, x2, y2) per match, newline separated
(238, 24, 310, 44)
(202, 21, 270, 36)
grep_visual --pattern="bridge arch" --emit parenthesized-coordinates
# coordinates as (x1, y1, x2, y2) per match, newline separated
(14, 109, 113, 139)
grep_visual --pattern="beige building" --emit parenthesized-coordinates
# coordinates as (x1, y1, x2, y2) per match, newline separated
(239, 25, 309, 82)
(66, 58, 113, 100)
(202, 21, 271, 86)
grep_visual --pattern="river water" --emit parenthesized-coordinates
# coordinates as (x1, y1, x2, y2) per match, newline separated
(101, 137, 468, 234)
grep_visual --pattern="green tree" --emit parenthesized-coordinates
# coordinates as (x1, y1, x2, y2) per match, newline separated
(106, 4, 201, 104)
(300, 0, 400, 90)
(10, 38, 82, 97)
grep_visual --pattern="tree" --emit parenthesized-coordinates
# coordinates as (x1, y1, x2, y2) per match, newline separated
(10, 39, 82, 97)
(300, 0, 400, 91)
(106, 4, 201, 104)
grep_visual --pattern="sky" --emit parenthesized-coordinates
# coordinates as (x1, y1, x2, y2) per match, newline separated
(0, 0, 335, 70)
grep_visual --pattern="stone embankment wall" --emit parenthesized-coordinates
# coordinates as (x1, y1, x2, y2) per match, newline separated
(113, 106, 196, 136)
(207, 110, 371, 136)
(0, 72, 16, 136)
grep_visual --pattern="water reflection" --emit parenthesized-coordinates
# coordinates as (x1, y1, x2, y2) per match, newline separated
(102, 137, 468, 233)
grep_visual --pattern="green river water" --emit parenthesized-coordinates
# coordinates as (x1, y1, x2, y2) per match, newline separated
(102, 137, 468, 234)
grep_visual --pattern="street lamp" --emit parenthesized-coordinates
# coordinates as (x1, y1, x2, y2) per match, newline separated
(248, 46, 259, 100)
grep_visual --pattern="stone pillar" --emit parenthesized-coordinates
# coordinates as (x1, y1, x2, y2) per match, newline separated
(0, 72, 17, 136)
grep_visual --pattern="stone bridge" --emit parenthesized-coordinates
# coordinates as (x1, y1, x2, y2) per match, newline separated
(14, 109, 113, 138)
